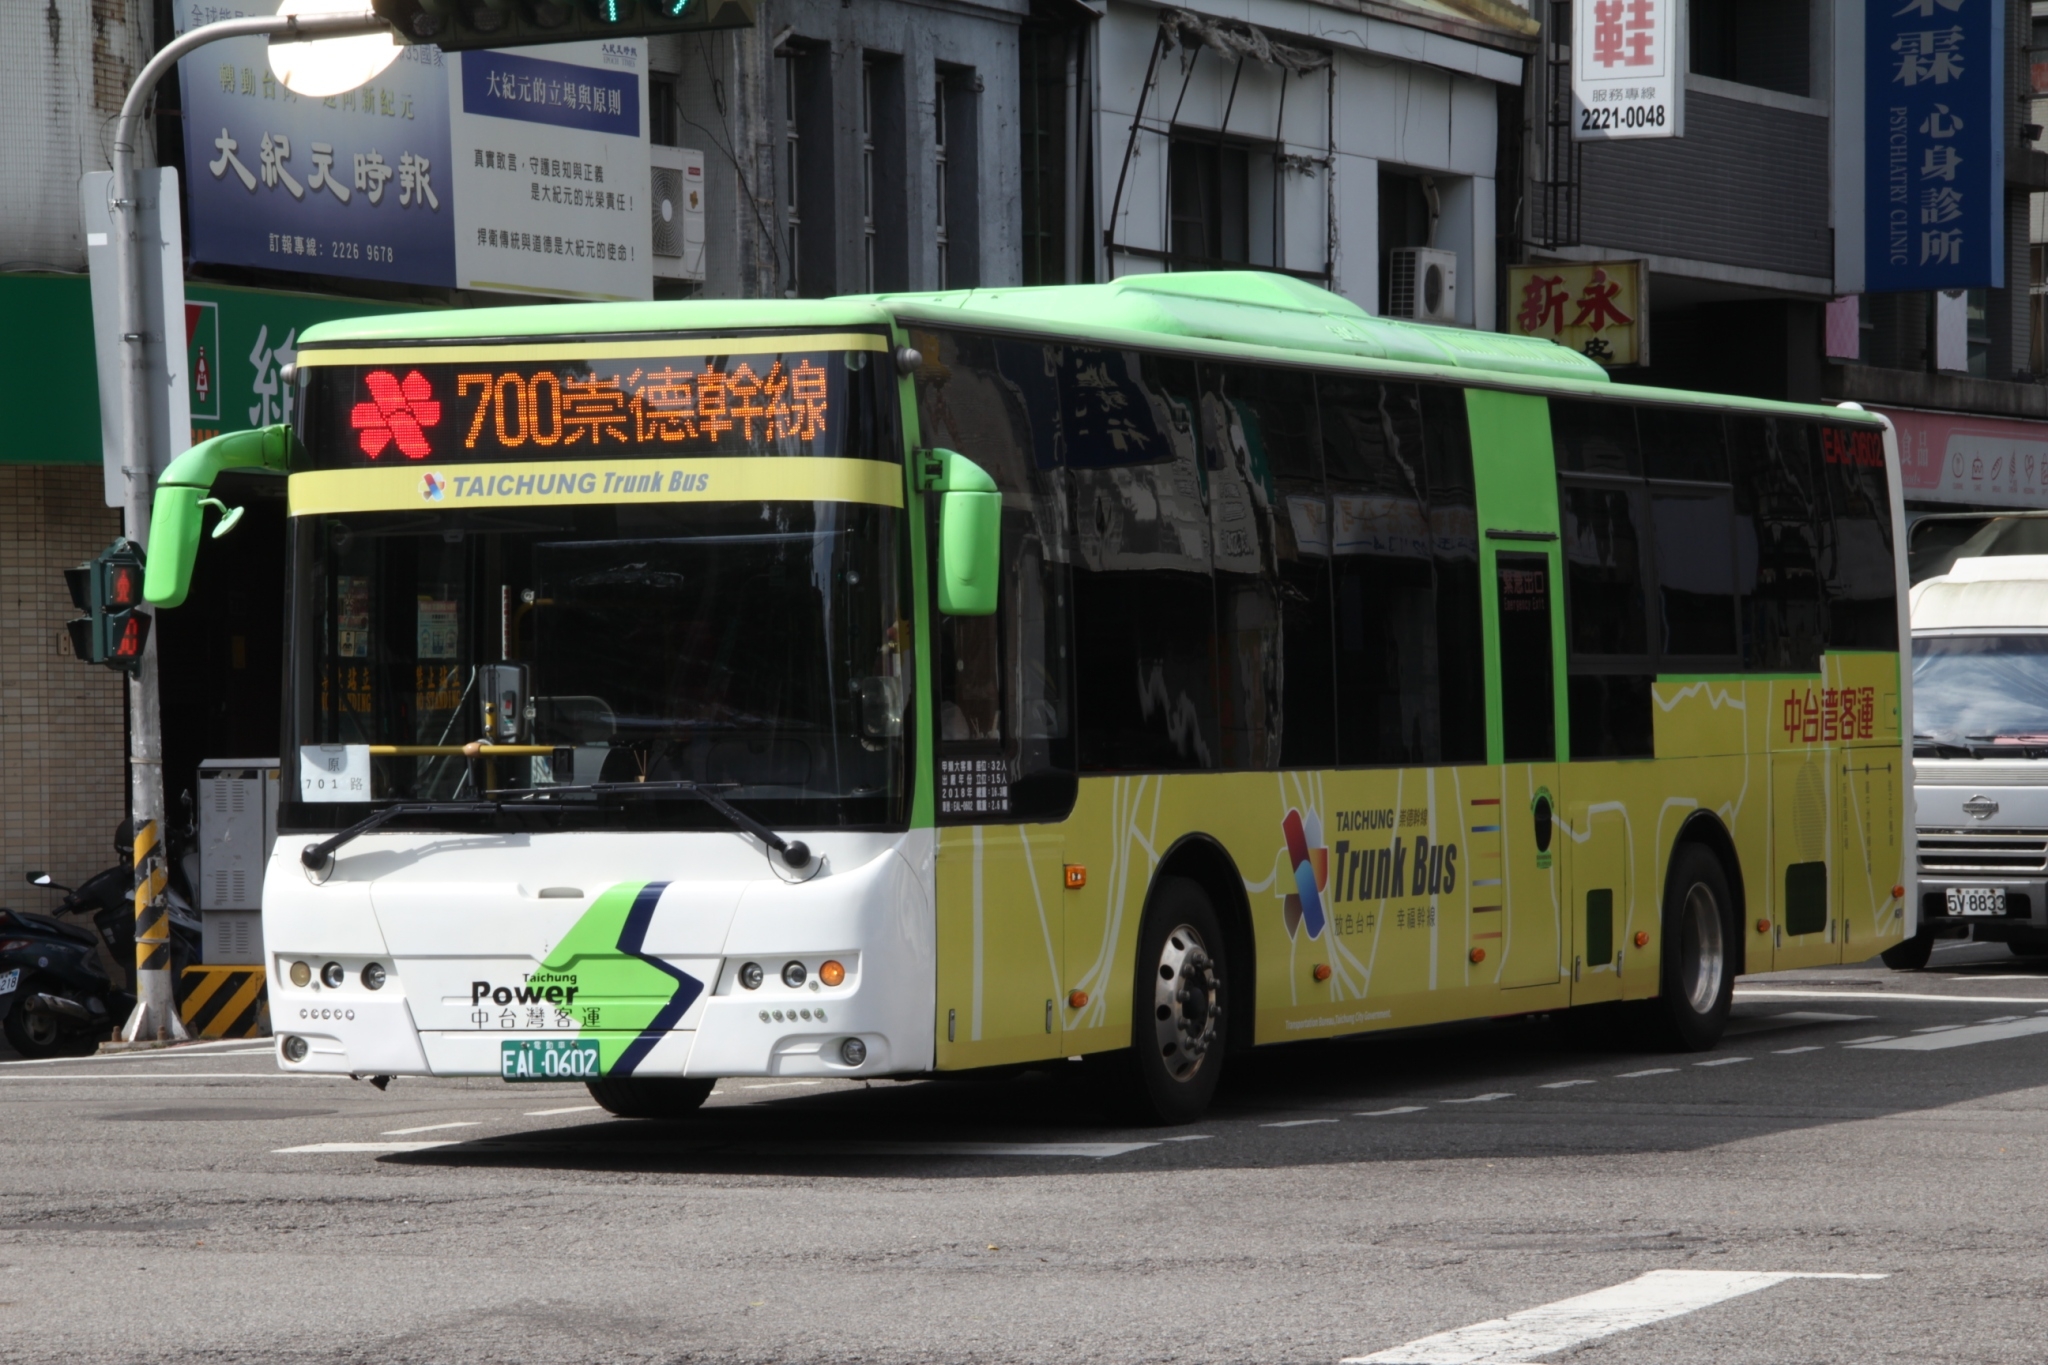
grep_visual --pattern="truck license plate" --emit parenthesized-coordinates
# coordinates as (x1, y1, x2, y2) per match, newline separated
(500, 1037, 600, 1080)
(1946, 887, 2007, 917)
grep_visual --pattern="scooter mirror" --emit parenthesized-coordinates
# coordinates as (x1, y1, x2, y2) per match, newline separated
(26, 872, 51, 886)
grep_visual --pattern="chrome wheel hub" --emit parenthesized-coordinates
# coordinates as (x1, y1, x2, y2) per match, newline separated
(1678, 880, 1725, 1015)
(1152, 923, 1220, 1083)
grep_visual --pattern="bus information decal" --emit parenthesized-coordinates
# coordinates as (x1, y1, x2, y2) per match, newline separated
(1783, 686, 1878, 743)
(938, 757, 1009, 817)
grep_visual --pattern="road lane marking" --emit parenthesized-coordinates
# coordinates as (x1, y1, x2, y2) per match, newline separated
(1341, 1268, 1888, 1364)
(1724, 1011, 1875, 1036)
(524, 1104, 603, 1116)
(1773, 1046, 1824, 1054)
(1695, 1057, 1750, 1067)
(380, 1121, 482, 1135)
(1736, 989, 2048, 1005)
(1911, 1025, 1962, 1033)
(0, 1042, 275, 1068)
(275, 1141, 462, 1153)
(1355, 1107, 1427, 1116)
(1262, 1118, 1340, 1128)
(1159, 1134, 1214, 1141)
(1838, 1036, 1897, 1045)
(1852, 1017, 2048, 1051)
(1440, 1093, 1512, 1104)
(1538, 1080, 1596, 1089)
(1979, 1015, 2024, 1024)
(0, 1073, 337, 1082)
(1616, 1068, 1677, 1078)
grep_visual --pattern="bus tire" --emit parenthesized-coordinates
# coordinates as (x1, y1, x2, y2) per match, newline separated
(1642, 843, 1735, 1051)
(1115, 876, 1230, 1126)
(585, 1076, 715, 1119)
(1881, 934, 1935, 970)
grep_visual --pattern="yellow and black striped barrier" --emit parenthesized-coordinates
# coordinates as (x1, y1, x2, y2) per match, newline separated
(178, 965, 268, 1038)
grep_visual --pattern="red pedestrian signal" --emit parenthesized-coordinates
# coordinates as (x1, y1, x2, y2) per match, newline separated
(62, 538, 150, 676)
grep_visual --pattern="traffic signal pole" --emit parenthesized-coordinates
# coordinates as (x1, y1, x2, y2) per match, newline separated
(109, 9, 386, 1042)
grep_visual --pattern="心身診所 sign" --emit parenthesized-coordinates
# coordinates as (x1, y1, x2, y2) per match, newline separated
(1866, 0, 2005, 292)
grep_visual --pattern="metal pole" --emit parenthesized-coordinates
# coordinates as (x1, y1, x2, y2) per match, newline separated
(110, 9, 387, 1042)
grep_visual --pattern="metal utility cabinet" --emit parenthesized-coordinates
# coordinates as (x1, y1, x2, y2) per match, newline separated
(196, 759, 279, 964)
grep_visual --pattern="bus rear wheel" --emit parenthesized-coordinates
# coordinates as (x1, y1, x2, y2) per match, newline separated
(1110, 876, 1229, 1126)
(1640, 843, 1735, 1051)
(586, 1076, 716, 1119)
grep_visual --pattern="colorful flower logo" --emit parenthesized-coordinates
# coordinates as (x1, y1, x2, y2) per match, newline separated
(419, 471, 446, 502)
(1281, 808, 1328, 939)
(351, 368, 441, 460)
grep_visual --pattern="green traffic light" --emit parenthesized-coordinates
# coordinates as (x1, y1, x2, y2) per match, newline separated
(583, 0, 632, 21)
(647, 0, 691, 15)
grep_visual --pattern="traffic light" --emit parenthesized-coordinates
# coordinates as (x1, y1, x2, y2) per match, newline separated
(64, 539, 151, 675)
(370, 0, 755, 50)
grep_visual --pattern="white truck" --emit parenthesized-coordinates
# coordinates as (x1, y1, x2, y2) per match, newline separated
(1906, 554, 2048, 966)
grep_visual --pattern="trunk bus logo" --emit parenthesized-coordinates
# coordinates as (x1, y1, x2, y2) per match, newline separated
(1281, 808, 1328, 939)
(352, 368, 441, 459)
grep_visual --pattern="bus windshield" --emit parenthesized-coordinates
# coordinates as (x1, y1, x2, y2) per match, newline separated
(1913, 633, 2048, 746)
(285, 500, 907, 829)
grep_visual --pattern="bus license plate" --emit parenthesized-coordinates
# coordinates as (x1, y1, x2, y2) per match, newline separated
(1946, 887, 2006, 917)
(501, 1038, 600, 1081)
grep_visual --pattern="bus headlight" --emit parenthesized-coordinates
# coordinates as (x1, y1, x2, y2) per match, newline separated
(288, 961, 312, 988)
(781, 960, 807, 988)
(320, 961, 346, 989)
(281, 1035, 309, 1062)
(738, 961, 764, 990)
(839, 1037, 867, 1067)
(360, 962, 387, 991)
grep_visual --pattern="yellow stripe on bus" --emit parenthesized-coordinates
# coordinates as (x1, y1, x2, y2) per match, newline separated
(295, 332, 888, 368)
(287, 456, 907, 516)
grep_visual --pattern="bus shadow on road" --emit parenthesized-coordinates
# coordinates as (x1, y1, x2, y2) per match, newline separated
(379, 984, 2048, 1178)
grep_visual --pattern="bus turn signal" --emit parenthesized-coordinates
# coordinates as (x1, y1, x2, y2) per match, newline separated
(1312, 963, 1332, 982)
(1634, 931, 1649, 948)
(1468, 947, 1485, 964)
(1068, 990, 1089, 1009)
(1064, 864, 1086, 889)
(1756, 919, 1771, 935)
(819, 960, 846, 987)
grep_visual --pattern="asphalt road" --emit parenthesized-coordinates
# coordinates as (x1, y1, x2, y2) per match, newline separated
(6, 941, 2048, 1364)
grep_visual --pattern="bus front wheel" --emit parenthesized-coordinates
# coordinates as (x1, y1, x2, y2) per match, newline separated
(1641, 844, 1735, 1051)
(1112, 876, 1230, 1126)
(586, 1076, 716, 1119)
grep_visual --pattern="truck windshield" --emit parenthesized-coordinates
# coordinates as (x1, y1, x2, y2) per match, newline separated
(283, 499, 908, 830)
(1913, 634, 2048, 745)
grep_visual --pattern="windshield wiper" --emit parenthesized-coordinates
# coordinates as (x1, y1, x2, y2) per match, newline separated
(491, 780, 813, 868)
(301, 801, 502, 871)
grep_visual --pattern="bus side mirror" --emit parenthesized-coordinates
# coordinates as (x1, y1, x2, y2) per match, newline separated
(923, 448, 999, 617)
(144, 424, 292, 608)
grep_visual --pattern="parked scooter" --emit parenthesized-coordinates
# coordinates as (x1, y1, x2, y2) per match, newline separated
(0, 903, 132, 1057)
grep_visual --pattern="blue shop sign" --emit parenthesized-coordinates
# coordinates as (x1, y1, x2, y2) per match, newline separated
(1866, 0, 2005, 292)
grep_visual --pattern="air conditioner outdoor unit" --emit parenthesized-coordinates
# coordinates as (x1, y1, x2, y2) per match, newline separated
(1387, 247, 1458, 324)
(650, 145, 706, 282)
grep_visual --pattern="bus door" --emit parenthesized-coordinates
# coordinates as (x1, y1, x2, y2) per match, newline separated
(934, 823, 1067, 1068)
(1492, 550, 1563, 990)
(1836, 751, 1903, 958)
(1769, 741, 1840, 970)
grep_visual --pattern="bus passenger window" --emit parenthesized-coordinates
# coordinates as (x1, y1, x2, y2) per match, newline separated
(1496, 553, 1554, 762)
(1323, 378, 1443, 766)
(1728, 415, 1826, 672)
(1811, 420, 1899, 651)
(1202, 364, 1330, 770)
(1062, 349, 1220, 773)
(912, 327, 1077, 819)
(1421, 384, 1486, 764)
(1555, 399, 1655, 758)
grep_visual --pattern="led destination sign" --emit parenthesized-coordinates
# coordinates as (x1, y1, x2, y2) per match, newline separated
(301, 338, 885, 469)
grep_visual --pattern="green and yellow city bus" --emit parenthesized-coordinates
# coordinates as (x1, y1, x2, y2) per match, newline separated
(147, 271, 1911, 1122)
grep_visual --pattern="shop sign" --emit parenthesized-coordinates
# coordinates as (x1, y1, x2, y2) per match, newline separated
(1506, 260, 1647, 367)
(1571, 0, 1685, 141)
(1886, 406, 2048, 508)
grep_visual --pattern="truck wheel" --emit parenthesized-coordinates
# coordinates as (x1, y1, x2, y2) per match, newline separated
(585, 1076, 715, 1119)
(1881, 934, 1934, 970)
(1113, 876, 1230, 1126)
(1639, 843, 1735, 1051)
